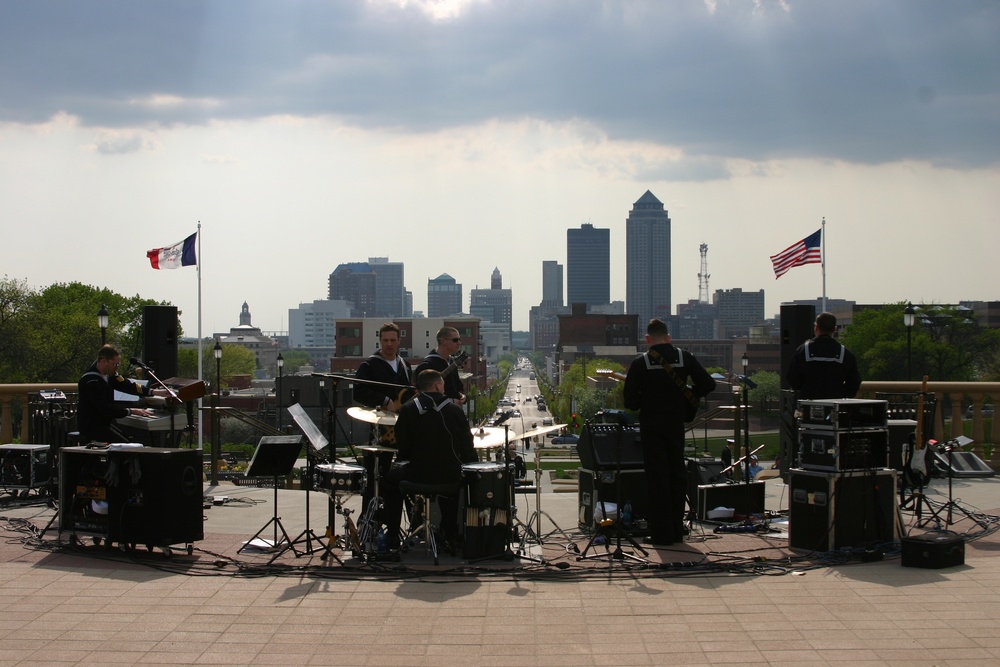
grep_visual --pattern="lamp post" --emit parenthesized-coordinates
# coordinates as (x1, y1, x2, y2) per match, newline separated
(211, 340, 222, 485)
(741, 353, 750, 481)
(276, 353, 284, 432)
(904, 302, 915, 382)
(97, 305, 109, 345)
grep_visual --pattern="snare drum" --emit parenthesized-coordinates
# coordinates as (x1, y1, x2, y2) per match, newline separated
(316, 463, 366, 495)
(462, 462, 508, 508)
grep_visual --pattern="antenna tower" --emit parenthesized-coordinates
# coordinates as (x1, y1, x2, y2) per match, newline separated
(698, 243, 710, 303)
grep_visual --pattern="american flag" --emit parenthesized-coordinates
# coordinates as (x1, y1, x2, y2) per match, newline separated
(770, 229, 822, 278)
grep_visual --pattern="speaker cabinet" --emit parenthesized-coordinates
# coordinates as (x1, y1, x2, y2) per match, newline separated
(0, 444, 50, 489)
(576, 423, 644, 471)
(142, 305, 178, 379)
(59, 446, 203, 547)
(780, 304, 816, 390)
(789, 468, 896, 552)
(577, 468, 648, 532)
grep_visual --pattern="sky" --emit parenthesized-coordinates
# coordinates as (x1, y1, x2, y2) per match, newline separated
(1, 0, 998, 337)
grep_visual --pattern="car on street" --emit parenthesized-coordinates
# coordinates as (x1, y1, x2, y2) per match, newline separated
(551, 434, 579, 445)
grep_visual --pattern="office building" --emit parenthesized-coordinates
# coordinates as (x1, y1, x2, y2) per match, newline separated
(567, 223, 610, 308)
(626, 190, 671, 327)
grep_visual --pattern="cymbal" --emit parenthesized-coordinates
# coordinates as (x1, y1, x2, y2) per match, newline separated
(347, 406, 398, 426)
(360, 445, 397, 453)
(516, 423, 567, 440)
(470, 426, 506, 449)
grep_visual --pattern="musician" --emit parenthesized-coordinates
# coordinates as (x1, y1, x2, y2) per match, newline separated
(353, 322, 413, 414)
(786, 312, 862, 400)
(353, 323, 413, 529)
(383, 369, 477, 555)
(415, 326, 466, 404)
(623, 319, 716, 547)
(76, 344, 168, 443)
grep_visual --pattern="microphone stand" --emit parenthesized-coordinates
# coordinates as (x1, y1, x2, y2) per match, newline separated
(133, 362, 182, 446)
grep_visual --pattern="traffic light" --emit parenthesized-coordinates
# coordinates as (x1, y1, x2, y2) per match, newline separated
(571, 413, 578, 429)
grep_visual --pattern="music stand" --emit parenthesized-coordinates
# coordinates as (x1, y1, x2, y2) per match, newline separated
(238, 435, 302, 555)
(273, 404, 338, 563)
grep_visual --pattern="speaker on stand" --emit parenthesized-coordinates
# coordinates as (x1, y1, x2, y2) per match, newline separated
(778, 304, 816, 480)
(142, 305, 178, 379)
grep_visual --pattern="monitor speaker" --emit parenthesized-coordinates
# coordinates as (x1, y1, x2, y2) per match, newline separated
(142, 305, 178, 379)
(576, 423, 644, 471)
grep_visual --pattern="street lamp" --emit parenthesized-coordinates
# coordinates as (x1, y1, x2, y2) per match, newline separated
(276, 353, 284, 432)
(904, 302, 915, 381)
(212, 340, 222, 486)
(97, 305, 109, 345)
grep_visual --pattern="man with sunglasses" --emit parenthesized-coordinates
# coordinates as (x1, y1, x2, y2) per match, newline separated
(415, 327, 466, 405)
(77, 344, 166, 443)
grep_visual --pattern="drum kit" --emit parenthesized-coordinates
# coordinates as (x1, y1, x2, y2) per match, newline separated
(309, 406, 571, 562)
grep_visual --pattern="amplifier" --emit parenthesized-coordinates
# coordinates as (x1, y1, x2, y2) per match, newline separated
(798, 428, 888, 472)
(789, 468, 897, 551)
(0, 444, 51, 489)
(798, 399, 888, 430)
(901, 531, 965, 569)
(576, 423, 644, 471)
(695, 482, 766, 521)
(577, 468, 648, 533)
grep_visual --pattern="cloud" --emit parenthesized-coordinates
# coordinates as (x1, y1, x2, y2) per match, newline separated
(0, 0, 996, 171)
(90, 130, 158, 155)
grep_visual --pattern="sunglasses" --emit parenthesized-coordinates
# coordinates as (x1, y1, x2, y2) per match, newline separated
(450, 338, 461, 343)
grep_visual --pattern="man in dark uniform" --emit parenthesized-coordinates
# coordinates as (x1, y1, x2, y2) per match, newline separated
(77, 344, 164, 443)
(786, 312, 862, 400)
(624, 319, 716, 547)
(383, 369, 477, 554)
(414, 326, 466, 404)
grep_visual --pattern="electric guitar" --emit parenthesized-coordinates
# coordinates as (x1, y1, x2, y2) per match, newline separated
(904, 375, 930, 487)
(396, 350, 469, 405)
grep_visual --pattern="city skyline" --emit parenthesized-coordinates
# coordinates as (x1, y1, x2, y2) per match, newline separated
(1, 2, 997, 337)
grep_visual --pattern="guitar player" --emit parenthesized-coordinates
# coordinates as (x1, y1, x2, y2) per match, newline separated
(415, 326, 467, 405)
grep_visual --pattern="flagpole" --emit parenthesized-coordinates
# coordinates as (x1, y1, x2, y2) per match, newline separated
(197, 222, 203, 452)
(821, 217, 827, 313)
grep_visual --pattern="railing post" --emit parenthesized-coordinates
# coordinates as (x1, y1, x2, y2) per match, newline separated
(0, 394, 12, 443)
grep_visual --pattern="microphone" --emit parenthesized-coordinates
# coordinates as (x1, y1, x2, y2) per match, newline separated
(494, 410, 514, 425)
(130, 357, 152, 371)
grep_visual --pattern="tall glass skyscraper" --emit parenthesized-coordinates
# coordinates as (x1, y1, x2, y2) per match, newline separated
(626, 190, 671, 327)
(567, 223, 610, 308)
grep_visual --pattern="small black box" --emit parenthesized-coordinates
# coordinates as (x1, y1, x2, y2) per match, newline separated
(798, 428, 889, 472)
(901, 531, 965, 569)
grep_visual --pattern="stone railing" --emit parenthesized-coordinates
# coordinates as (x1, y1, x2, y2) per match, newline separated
(858, 380, 999, 465)
(0, 383, 77, 443)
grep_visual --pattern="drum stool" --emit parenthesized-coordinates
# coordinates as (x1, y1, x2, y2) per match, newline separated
(399, 480, 460, 565)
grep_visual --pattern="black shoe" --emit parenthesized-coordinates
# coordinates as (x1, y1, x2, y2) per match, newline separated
(643, 537, 673, 547)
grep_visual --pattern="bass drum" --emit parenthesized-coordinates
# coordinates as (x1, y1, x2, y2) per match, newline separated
(461, 462, 508, 508)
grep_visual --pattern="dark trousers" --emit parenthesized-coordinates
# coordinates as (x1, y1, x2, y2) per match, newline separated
(640, 419, 688, 543)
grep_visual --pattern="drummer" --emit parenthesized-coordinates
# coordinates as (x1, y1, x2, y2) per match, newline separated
(383, 369, 477, 554)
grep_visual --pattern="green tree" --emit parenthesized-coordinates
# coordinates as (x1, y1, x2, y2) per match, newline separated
(748, 370, 781, 414)
(0, 279, 168, 383)
(178, 343, 256, 387)
(841, 303, 1000, 381)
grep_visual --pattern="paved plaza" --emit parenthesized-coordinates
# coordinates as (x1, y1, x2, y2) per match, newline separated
(0, 464, 999, 666)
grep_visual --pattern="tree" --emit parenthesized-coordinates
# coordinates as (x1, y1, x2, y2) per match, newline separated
(840, 302, 1000, 381)
(748, 370, 781, 414)
(0, 279, 168, 383)
(177, 344, 256, 387)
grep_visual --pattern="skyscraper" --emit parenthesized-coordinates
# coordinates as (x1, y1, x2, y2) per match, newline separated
(567, 223, 610, 308)
(368, 257, 406, 317)
(626, 190, 671, 327)
(541, 260, 563, 308)
(427, 273, 463, 317)
(328, 263, 377, 316)
(470, 267, 512, 337)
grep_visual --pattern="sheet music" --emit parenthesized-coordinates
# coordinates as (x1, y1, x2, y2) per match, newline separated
(287, 403, 329, 451)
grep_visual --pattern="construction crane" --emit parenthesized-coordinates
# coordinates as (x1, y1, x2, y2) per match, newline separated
(698, 243, 710, 303)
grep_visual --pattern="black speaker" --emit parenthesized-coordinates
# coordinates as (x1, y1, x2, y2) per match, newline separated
(779, 304, 815, 390)
(576, 423, 644, 471)
(59, 447, 203, 547)
(788, 468, 896, 551)
(577, 468, 648, 532)
(779, 389, 799, 478)
(142, 305, 178, 379)
(0, 444, 50, 489)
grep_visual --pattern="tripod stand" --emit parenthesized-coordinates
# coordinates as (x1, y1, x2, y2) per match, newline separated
(238, 435, 302, 555)
(578, 418, 648, 565)
(278, 403, 337, 563)
(916, 436, 988, 530)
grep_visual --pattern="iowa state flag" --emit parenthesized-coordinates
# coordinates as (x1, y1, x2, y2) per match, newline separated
(147, 233, 197, 269)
